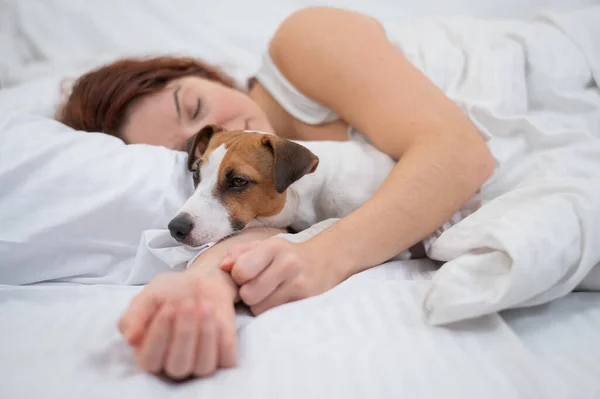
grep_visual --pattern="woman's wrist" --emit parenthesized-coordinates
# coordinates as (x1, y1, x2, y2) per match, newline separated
(299, 232, 358, 286)
(186, 227, 286, 303)
(186, 264, 239, 302)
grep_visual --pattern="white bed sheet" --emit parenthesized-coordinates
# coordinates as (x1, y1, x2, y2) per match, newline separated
(1, 259, 599, 399)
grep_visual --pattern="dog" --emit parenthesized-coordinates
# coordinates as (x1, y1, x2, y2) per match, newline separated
(168, 125, 424, 259)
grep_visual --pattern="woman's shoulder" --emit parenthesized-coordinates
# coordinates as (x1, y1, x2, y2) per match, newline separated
(260, 6, 467, 160)
(266, 7, 391, 106)
(253, 49, 339, 126)
(268, 7, 386, 78)
(253, 7, 389, 127)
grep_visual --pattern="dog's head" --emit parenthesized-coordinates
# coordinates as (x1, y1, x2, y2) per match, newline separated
(168, 125, 319, 246)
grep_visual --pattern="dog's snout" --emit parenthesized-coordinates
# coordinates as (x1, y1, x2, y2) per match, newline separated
(168, 214, 194, 242)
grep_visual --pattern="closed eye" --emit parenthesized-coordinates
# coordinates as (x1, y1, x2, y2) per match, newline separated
(192, 98, 202, 120)
(173, 86, 182, 120)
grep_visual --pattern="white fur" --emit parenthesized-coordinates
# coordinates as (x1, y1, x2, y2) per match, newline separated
(176, 136, 402, 253)
(177, 144, 232, 245)
(260, 139, 415, 259)
(260, 139, 396, 231)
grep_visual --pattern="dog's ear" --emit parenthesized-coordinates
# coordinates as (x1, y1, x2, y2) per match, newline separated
(261, 135, 319, 193)
(185, 124, 225, 170)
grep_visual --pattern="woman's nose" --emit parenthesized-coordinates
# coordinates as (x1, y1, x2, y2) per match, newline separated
(220, 118, 247, 132)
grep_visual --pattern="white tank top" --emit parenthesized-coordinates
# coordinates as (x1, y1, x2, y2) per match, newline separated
(254, 52, 339, 125)
(254, 51, 370, 143)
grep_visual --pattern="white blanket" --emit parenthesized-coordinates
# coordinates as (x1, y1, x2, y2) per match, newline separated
(377, 7, 600, 324)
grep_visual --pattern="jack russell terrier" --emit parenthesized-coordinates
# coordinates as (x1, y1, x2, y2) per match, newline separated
(168, 125, 425, 259)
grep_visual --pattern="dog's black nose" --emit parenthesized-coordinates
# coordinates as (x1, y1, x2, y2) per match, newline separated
(168, 214, 194, 242)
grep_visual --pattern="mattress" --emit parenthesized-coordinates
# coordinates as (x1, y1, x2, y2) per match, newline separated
(1, 259, 599, 399)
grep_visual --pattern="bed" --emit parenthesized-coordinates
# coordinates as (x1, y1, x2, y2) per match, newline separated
(1, 1, 600, 398)
(1, 264, 600, 398)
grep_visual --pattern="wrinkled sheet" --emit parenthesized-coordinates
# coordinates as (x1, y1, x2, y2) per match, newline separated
(378, 7, 600, 324)
(3, 0, 599, 87)
(2, 260, 599, 399)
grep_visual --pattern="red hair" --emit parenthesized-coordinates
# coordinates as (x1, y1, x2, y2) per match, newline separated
(57, 56, 237, 136)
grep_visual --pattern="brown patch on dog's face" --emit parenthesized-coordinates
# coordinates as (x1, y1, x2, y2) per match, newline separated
(215, 133, 289, 230)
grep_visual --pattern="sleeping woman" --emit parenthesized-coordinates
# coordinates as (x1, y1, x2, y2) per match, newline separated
(57, 7, 495, 379)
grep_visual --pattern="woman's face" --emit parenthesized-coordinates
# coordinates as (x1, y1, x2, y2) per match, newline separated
(121, 76, 273, 151)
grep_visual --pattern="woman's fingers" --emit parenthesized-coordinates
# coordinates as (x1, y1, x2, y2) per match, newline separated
(164, 300, 198, 379)
(135, 300, 233, 378)
(193, 304, 218, 377)
(250, 282, 295, 316)
(123, 275, 240, 378)
(220, 241, 262, 272)
(136, 303, 175, 373)
(119, 293, 161, 346)
(229, 238, 288, 285)
(239, 253, 298, 306)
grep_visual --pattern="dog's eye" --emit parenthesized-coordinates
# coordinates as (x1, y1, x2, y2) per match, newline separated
(192, 168, 200, 185)
(229, 177, 249, 189)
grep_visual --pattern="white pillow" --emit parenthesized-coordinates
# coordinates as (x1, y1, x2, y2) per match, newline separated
(0, 76, 65, 117)
(0, 82, 202, 285)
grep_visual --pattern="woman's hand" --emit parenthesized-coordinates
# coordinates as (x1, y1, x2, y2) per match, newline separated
(118, 272, 237, 379)
(118, 226, 284, 379)
(221, 237, 343, 315)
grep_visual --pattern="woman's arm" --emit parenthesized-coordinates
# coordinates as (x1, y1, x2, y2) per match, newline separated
(269, 7, 495, 278)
